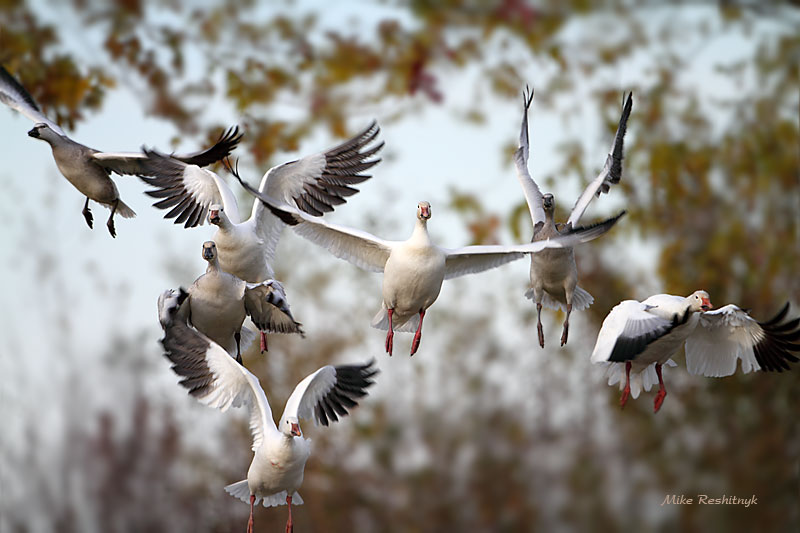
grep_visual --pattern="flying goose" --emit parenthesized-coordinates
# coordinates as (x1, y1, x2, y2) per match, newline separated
(178, 241, 303, 363)
(157, 289, 377, 533)
(0, 65, 242, 237)
(231, 175, 625, 356)
(514, 87, 632, 347)
(590, 291, 800, 413)
(137, 121, 383, 283)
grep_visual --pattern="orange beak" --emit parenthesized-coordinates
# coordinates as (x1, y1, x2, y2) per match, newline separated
(290, 422, 301, 437)
(701, 297, 712, 311)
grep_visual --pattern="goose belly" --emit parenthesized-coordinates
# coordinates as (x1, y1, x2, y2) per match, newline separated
(214, 231, 272, 282)
(53, 152, 119, 203)
(382, 248, 445, 318)
(248, 439, 311, 496)
(529, 248, 576, 291)
(189, 279, 245, 345)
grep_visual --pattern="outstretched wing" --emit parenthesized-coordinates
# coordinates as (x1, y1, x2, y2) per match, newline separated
(158, 289, 278, 451)
(244, 280, 304, 336)
(443, 211, 625, 280)
(590, 300, 688, 364)
(567, 92, 633, 227)
(0, 65, 65, 136)
(136, 150, 242, 227)
(280, 360, 378, 427)
(245, 121, 383, 264)
(235, 174, 395, 273)
(513, 86, 545, 227)
(686, 303, 800, 376)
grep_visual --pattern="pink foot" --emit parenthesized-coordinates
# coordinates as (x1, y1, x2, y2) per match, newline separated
(247, 494, 255, 533)
(620, 386, 630, 409)
(285, 495, 293, 533)
(385, 309, 394, 356)
(410, 310, 425, 356)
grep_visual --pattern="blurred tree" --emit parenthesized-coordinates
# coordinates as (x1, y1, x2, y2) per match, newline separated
(1, 1, 798, 532)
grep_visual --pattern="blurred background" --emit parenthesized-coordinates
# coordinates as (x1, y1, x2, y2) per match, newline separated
(1, 1, 798, 532)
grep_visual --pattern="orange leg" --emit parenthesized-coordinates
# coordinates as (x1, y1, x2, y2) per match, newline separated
(410, 310, 426, 356)
(260, 331, 268, 353)
(385, 308, 394, 356)
(620, 361, 632, 409)
(247, 494, 255, 533)
(653, 363, 667, 413)
(285, 494, 293, 533)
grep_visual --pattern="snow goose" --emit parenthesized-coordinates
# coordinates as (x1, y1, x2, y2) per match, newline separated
(137, 121, 383, 283)
(514, 87, 632, 347)
(590, 291, 800, 413)
(179, 241, 303, 363)
(157, 289, 377, 533)
(0, 65, 241, 237)
(232, 176, 625, 356)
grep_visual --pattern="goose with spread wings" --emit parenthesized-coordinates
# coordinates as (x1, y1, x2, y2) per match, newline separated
(137, 121, 383, 283)
(232, 175, 624, 356)
(0, 65, 241, 237)
(590, 291, 800, 413)
(157, 289, 377, 533)
(514, 87, 632, 348)
(176, 241, 303, 364)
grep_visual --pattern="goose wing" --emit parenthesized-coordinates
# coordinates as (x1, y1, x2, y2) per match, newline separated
(244, 280, 304, 336)
(567, 92, 632, 227)
(279, 360, 378, 427)
(158, 289, 278, 451)
(513, 86, 545, 227)
(443, 211, 625, 280)
(235, 174, 395, 273)
(686, 303, 800, 376)
(0, 65, 65, 136)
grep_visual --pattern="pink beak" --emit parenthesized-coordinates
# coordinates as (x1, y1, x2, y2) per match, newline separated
(290, 423, 301, 437)
(701, 297, 712, 311)
(209, 209, 220, 223)
(420, 206, 430, 218)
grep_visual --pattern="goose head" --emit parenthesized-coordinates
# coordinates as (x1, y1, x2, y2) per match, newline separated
(27, 123, 60, 142)
(282, 416, 302, 438)
(417, 201, 431, 221)
(542, 193, 555, 212)
(688, 290, 713, 312)
(208, 204, 224, 226)
(201, 241, 217, 262)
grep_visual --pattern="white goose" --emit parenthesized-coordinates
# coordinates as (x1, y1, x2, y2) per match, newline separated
(0, 65, 241, 237)
(157, 289, 377, 533)
(137, 121, 383, 282)
(590, 291, 800, 413)
(232, 174, 624, 356)
(179, 241, 303, 363)
(514, 87, 632, 347)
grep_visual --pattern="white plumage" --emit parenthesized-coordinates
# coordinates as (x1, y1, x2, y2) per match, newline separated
(157, 289, 377, 533)
(232, 180, 624, 356)
(591, 291, 800, 412)
(514, 87, 632, 347)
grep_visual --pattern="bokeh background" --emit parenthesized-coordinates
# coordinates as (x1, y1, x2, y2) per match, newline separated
(1, 1, 798, 532)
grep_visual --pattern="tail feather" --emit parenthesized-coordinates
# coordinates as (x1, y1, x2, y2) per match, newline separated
(371, 307, 419, 332)
(524, 286, 593, 312)
(112, 199, 136, 219)
(603, 360, 677, 399)
(224, 480, 250, 503)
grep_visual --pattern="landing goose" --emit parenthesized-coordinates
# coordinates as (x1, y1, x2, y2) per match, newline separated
(590, 291, 800, 413)
(137, 121, 383, 282)
(514, 87, 632, 347)
(0, 65, 241, 237)
(232, 177, 624, 356)
(157, 289, 377, 533)
(179, 241, 303, 363)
